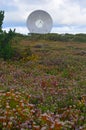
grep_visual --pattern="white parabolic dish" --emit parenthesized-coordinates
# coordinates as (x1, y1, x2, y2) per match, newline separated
(26, 10, 53, 34)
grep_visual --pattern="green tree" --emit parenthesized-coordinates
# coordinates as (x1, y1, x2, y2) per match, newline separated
(0, 11, 4, 32)
(0, 11, 15, 60)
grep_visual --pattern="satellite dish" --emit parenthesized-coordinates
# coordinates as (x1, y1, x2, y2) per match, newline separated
(26, 10, 53, 34)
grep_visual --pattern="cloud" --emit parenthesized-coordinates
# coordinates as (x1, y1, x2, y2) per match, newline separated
(3, 26, 29, 34)
(3, 25, 86, 34)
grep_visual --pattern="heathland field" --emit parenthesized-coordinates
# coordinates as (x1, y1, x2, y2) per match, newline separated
(0, 38, 86, 130)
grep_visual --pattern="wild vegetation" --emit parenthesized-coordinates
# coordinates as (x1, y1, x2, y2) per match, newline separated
(0, 10, 86, 130)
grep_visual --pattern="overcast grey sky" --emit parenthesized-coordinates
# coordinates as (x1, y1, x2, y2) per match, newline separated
(0, 0, 86, 34)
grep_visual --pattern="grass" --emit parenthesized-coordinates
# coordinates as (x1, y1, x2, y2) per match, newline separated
(0, 39, 86, 129)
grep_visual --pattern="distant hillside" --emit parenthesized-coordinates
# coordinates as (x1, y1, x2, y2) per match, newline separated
(14, 33, 86, 43)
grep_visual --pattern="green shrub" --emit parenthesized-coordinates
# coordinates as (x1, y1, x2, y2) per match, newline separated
(0, 29, 15, 60)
